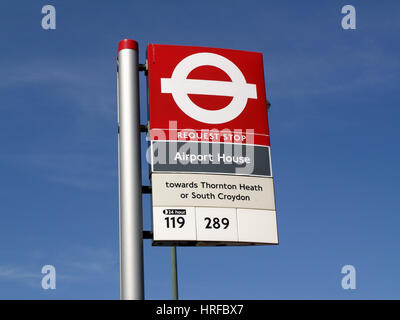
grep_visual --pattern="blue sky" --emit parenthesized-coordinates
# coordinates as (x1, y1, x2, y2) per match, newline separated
(0, 0, 399, 299)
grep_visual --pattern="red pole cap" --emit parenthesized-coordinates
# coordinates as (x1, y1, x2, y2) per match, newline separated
(118, 39, 138, 52)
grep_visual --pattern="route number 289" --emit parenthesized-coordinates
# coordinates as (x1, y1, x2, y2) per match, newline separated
(204, 217, 229, 229)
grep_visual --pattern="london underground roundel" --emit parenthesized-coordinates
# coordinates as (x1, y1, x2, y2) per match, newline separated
(147, 44, 270, 146)
(161, 52, 257, 124)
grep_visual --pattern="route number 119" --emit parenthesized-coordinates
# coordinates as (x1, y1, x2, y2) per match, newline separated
(164, 217, 185, 228)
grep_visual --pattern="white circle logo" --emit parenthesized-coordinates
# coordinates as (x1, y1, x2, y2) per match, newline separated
(160, 53, 257, 124)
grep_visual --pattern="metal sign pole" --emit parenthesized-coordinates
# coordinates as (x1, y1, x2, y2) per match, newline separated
(171, 246, 179, 300)
(117, 39, 144, 300)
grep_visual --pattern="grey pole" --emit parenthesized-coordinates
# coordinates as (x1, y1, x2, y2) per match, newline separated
(171, 246, 179, 300)
(117, 39, 144, 300)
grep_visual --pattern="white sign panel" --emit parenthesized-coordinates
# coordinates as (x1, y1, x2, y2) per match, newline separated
(152, 173, 275, 210)
(151, 173, 278, 245)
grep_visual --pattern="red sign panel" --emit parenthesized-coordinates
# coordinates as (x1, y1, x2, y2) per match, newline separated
(147, 44, 270, 146)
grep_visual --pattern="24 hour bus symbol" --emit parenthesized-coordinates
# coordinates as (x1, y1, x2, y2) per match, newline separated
(161, 52, 257, 124)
